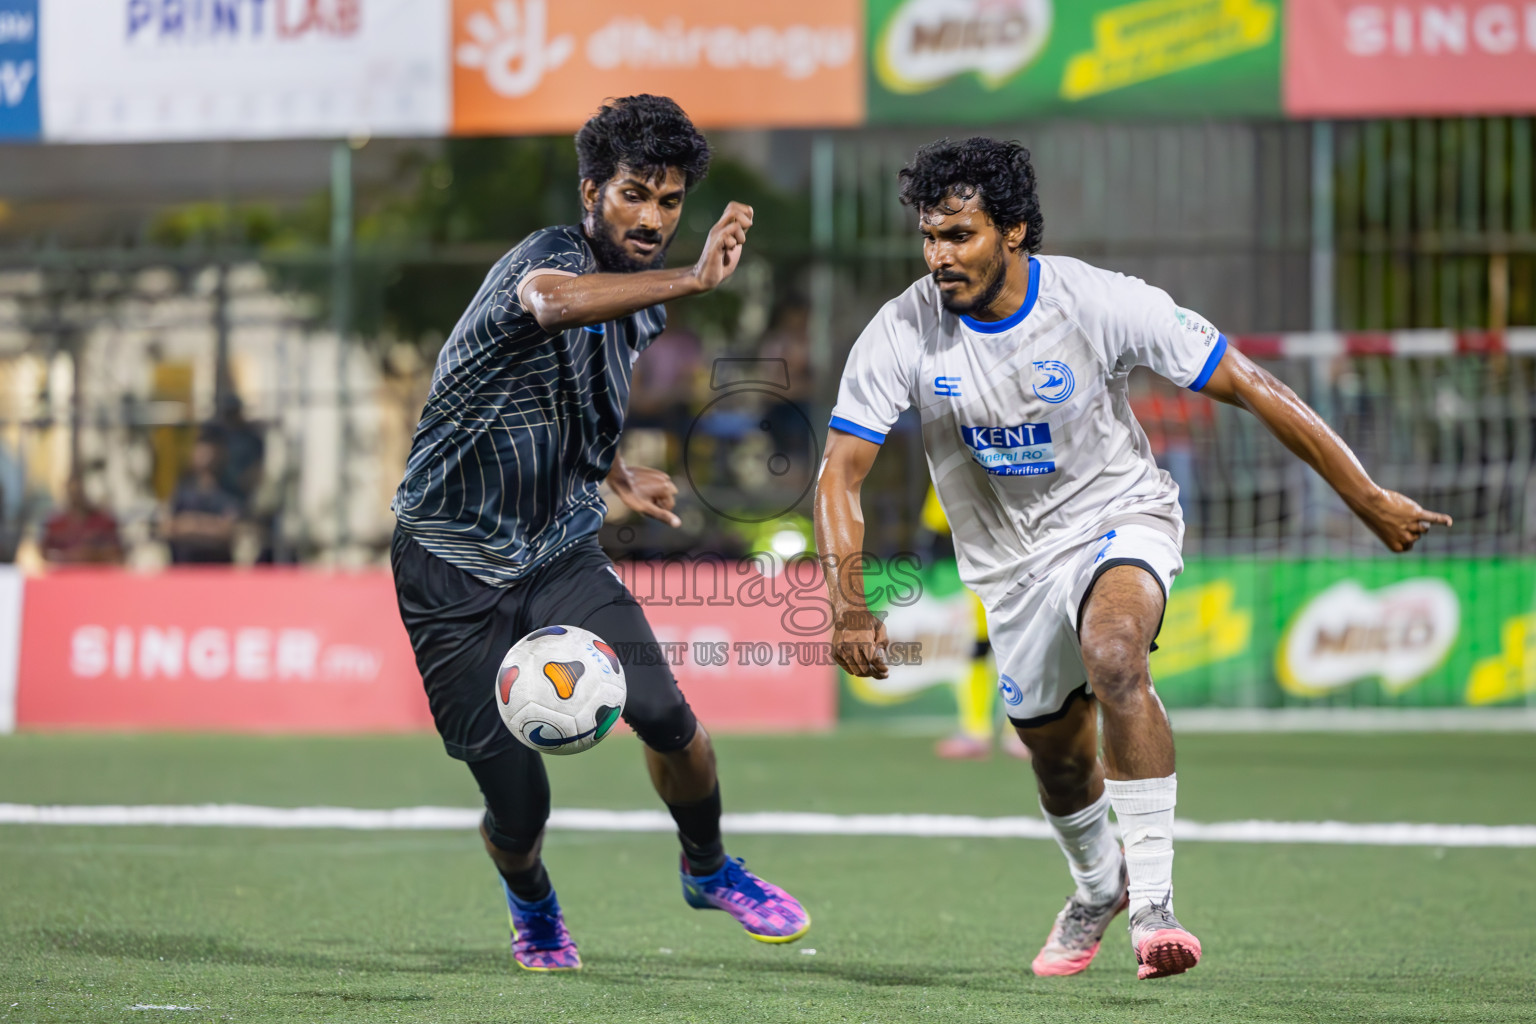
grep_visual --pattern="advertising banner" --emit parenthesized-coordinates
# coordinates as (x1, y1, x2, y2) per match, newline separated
(0, 567, 22, 733)
(866, 0, 1282, 124)
(1147, 559, 1536, 708)
(14, 562, 836, 734)
(0, 0, 39, 140)
(836, 554, 974, 725)
(1284, 1, 1536, 116)
(39, 0, 450, 142)
(450, 0, 864, 135)
(615, 557, 837, 731)
(16, 569, 435, 732)
(840, 556, 1536, 721)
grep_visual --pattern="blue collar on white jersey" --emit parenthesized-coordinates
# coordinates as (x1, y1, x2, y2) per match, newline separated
(959, 256, 1040, 334)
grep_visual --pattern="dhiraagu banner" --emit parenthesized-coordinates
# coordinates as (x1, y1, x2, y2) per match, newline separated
(866, 0, 1282, 123)
(838, 556, 1536, 723)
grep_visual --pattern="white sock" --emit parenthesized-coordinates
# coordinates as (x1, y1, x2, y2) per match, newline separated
(1104, 774, 1177, 918)
(1042, 791, 1123, 906)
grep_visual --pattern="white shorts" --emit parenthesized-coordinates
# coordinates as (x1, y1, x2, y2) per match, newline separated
(987, 524, 1183, 727)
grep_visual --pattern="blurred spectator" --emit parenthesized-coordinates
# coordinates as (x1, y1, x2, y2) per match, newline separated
(628, 327, 703, 440)
(42, 476, 123, 565)
(1130, 372, 1209, 527)
(757, 305, 812, 403)
(207, 396, 266, 505)
(0, 443, 25, 562)
(757, 304, 815, 473)
(208, 396, 277, 561)
(161, 439, 241, 564)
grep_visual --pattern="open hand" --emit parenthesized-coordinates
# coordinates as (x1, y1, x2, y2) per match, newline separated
(691, 202, 753, 292)
(1357, 488, 1452, 552)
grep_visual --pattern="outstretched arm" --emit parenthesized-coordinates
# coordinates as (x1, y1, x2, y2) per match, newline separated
(1198, 348, 1452, 552)
(519, 203, 753, 332)
(813, 429, 891, 678)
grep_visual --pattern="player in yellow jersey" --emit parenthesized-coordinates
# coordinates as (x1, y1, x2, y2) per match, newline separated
(919, 486, 1030, 761)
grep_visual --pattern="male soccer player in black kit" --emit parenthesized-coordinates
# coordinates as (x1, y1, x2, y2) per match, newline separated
(391, 96, 809, 971)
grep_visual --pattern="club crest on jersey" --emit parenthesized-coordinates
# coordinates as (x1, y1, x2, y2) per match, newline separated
(998, 673, 1024, 707)
(961, 422, 1056, 476)
(1032, 361, 1075, 404)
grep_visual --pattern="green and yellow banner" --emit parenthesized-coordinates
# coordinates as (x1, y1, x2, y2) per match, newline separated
(867, 0, 1282, 123)
(839, 557, 1536, 722)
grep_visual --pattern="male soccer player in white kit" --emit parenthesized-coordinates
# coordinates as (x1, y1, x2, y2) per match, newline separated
(814, 138, 1450, 979)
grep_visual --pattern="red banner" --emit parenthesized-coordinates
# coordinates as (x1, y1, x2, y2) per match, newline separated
(616, 558, 837, 733)
(16, 570, 434, 733)
(1285, 1, 1536, 115)
(15, 563, 835, 734)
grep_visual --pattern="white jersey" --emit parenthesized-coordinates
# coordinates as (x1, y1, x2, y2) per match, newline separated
(829, 255, 1228, 609)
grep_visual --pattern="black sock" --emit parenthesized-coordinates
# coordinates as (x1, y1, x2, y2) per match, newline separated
(668, 784, 726, 876)
(499, 859, 552, 904)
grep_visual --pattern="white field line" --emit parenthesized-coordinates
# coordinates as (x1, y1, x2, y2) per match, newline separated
(1, 803, 1533, 848)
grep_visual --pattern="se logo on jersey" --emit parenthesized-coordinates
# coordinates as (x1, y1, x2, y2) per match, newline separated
(961, 422, 1055, 477)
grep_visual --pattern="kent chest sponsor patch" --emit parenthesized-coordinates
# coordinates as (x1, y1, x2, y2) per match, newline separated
(961, 422, 1055, 476)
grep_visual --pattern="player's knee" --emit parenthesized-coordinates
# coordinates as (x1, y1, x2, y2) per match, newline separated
(1030, 747, 1097, 801)
(1081, 630, 1150, 706)
(481, 808, 544, 857)
(624, 692, 698, 754)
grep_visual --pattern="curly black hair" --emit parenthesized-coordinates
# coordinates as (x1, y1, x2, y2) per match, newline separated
(898, 137, 1045, 254)
(575, 95, 712, 191)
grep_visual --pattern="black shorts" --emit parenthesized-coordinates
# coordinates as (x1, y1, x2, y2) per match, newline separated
(391, 529, 697, 762)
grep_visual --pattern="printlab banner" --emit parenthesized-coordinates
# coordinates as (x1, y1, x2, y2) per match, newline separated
(13, 562, 837, 734)
(839, 557, 1536, 720)
(1284, 0, 1536, 116)
(40, 0, 451, 142)
(866, 0, 1283, 124)
(449, 0, 865, 134)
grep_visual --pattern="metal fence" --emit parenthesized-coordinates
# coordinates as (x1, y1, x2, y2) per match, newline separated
(0, 117, 1532, 565)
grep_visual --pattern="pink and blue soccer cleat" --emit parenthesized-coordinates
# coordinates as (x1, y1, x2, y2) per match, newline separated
(1031, 864, 1130, 977)
(501, 880, 581, 971)
(1129, 899, 1202, 980)
(680, 856, 811, 943)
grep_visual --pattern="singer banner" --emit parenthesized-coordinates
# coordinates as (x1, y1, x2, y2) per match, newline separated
(1284, 1, 1536, 115)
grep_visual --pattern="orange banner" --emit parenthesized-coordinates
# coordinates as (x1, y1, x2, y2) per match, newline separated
(451, 0, 864, 134)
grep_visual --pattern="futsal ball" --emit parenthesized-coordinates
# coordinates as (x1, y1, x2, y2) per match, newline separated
(495, 625, 627, 755)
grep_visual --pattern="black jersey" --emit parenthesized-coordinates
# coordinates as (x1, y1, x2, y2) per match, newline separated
(393, 225, 666, 586)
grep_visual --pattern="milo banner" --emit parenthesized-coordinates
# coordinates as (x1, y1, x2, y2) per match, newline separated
(840, 557, 1536, 721)
(866, 0, 1282, 123)
(838, 555, 979, 723)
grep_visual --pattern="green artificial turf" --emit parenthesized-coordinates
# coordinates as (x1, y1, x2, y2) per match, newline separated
(2, 731, 1534, 1023)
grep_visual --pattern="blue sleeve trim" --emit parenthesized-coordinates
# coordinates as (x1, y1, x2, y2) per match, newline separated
(829, 415, 887, 445)
(1188, 334, 1229, 392)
